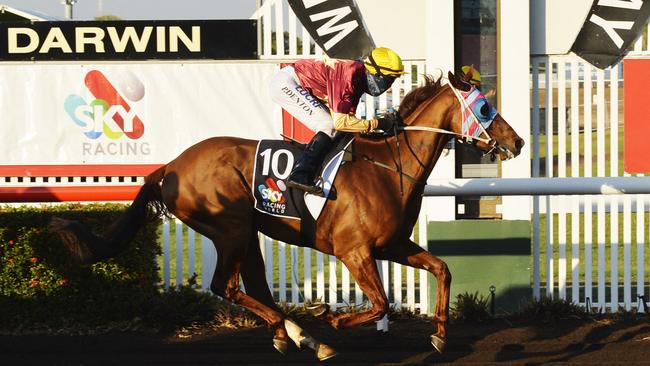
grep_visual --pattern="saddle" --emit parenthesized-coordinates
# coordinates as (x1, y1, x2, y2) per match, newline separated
(252, 133, 354, 246)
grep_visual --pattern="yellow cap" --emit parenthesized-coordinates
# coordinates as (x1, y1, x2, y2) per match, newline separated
(364, 47, 406, 77)
(461, 65, 481, 86)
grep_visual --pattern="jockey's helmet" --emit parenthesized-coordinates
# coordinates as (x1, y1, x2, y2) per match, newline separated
(363, 47, 405, 96)
(461, 65, 482, 87)
(363, 47, 406, 77)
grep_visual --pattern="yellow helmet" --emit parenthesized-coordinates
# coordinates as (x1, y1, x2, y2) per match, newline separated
(461, 65, 482, 86)
(364, 47, 406, 77)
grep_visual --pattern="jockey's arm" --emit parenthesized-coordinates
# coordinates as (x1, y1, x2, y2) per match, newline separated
(331, 112, 379, 133)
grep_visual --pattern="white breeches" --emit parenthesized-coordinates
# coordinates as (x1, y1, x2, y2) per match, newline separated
(269, 66, 335, 137)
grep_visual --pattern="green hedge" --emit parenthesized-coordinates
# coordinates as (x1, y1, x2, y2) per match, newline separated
(0, 203, 166, 330)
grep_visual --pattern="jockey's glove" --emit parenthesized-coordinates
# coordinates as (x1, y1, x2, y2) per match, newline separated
(375, 111, 402, 132)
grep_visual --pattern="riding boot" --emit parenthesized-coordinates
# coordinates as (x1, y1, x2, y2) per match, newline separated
(287, 132, 333, 195)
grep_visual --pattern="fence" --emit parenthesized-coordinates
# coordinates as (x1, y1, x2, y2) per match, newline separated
(0, 57, 430, 319)
(0, 164, 431, 316)
(161, 211, 430, 315)
(531, 51, 650, 312)
(252, 0, 321, 60)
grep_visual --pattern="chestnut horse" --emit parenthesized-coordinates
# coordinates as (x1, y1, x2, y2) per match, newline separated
(52, 71, 523, 361)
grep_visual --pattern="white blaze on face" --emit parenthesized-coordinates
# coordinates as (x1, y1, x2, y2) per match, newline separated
(117, 70, 145, 102)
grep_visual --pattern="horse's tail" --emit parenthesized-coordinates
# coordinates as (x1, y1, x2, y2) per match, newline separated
(50, 165, 168, 265)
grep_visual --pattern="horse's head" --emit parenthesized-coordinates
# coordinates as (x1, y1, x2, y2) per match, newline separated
(447, 71, 524, 160)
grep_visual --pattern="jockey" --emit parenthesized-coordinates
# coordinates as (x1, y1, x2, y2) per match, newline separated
(460, 65, 495, 98)
(461, 65, 482, 87)
(269, 47, 406, 194)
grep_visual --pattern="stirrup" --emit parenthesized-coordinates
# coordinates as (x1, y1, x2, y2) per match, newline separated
(307, 176, 325, 197)
(286, 178, 325, 197)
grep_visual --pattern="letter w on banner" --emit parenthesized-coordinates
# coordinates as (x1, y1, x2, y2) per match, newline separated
(287, 0, 375, 60)
(571, 0, 650, 69)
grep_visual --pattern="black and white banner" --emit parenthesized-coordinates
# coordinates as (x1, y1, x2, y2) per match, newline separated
(571, 0, 650, 69)
(287, 0, 374, 60)
(0, 20, 257, 61)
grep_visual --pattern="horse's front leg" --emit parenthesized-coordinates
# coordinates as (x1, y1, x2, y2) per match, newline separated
(324, 247, 389, 328)
(376, 239, 451, 353)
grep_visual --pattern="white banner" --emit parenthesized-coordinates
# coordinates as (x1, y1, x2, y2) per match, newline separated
(0, 62, 282, 165)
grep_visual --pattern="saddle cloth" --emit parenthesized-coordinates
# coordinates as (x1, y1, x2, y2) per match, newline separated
(252, 134, 354, 245)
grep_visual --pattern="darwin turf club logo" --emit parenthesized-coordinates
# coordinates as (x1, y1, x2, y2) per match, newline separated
(64, 70, 151, 156)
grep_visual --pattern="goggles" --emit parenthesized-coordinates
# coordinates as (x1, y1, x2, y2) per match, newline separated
(451, 86, 497, 141)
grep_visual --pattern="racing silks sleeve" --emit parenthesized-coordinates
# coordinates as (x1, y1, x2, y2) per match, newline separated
(332, 112, 379, 132)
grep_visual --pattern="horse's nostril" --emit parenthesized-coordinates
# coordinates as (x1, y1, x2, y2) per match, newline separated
(515, 138, 524, 153)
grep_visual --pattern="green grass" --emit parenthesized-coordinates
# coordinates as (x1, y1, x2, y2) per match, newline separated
(157, 221, 204, 288)
(534, 123, 647, 296)
(535, 204, 649, 294)
(536, 127, 626, 177)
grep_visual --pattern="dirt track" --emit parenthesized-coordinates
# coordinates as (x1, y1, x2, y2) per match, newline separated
(4, 316, 650, 365)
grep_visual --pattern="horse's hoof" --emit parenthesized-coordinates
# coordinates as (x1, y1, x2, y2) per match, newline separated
(316, 343, 339, 361)
(273, 338, 289, 355)
(430, 335, 446, 354)
(305, 302, 329, 317)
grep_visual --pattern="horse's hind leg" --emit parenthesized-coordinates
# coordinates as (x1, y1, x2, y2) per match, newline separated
(210, 250, 286, 327)
(169, 214, 282, 328)
(240, 236, 290, 354)
(376, 240, 451, 353)
(240, 236, 338, 361)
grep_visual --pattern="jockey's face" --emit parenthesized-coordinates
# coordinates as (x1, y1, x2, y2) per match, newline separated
(366, 72, 396, 96)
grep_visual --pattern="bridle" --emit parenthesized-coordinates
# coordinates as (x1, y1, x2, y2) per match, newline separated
(400, 83, 515, 160)
(362, 82, 515, 193)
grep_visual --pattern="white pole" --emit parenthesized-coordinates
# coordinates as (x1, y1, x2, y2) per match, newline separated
(424, 0, 455, 221)
(61, 0, 77, 20)
(423, 177, 650, 196)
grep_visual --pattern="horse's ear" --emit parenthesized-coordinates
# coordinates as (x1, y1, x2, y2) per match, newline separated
(448, 71, 470, 91)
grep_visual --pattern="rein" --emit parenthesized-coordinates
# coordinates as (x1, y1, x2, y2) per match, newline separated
(400, 125, 490, 144)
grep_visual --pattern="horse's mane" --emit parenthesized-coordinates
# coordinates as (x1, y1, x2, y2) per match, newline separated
(398, 75, 444, 120)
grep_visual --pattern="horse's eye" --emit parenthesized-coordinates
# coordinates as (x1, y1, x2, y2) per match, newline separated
(480, 103, 490, 117)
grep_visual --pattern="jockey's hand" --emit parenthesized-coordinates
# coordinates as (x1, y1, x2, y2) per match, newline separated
(375, 111, 402, 132)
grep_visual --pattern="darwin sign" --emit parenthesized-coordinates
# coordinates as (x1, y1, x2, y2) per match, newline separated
(0, 19, 257, 61)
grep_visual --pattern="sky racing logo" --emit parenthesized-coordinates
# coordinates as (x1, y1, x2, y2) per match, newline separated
(64, 69, 150, 156)
(258, 177, 287, 214)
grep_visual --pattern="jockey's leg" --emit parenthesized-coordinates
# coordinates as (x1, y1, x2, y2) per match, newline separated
(286, 131, 333, 194)
(269, 66, 335, 195)
(269, 66, 333, 134)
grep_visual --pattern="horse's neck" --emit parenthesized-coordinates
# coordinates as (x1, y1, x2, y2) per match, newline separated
(400, 89, 456, 184)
